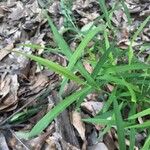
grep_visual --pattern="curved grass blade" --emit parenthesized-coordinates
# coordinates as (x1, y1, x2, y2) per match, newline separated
(105, 63, 150, 74)
(14, 51, 84, 85)
(98, 0, 112, 28)
(126, 121, 150, 129)
(141, 135, 150, 150)
(99, 75, 137, 102)
(92, 45, 114, 79)
(128, 108, 150, 120)
(121, 0, 131, 24)
(29, 86, 91, 138)
(60, 26, 105, 92)
(129, 16, 150, 64)
(82, 118, 115, 125)
(45, 11, 99, 89)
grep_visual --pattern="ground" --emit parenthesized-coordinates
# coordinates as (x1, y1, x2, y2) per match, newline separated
(0, 0, 150, 150)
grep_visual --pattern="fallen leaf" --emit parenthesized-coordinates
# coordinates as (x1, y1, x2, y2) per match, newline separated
(0, 44, 13, 61)
(71, 111, 86, 141)
(81, 101, 103, 116)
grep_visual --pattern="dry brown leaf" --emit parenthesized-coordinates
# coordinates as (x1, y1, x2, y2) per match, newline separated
(81, 101, 103, 116)
(87, 143, 108, 150)
(0, 133, 9, 150)
(0, 74, 19, 112)
(0, 44, 14, 61)
(8, 1, 24, 21)
(71, 111, 86, 141)
(83, 61, 93, 74)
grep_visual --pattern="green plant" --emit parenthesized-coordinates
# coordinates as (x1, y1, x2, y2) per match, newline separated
(13, 3, 150, 150)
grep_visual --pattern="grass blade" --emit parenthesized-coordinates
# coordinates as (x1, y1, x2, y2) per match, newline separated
(29, 86, 91, 138)
(82, 118, 115, 125)
(129, 16, 150, 64)
(113, 98, 126, 150)
(60, 26, 105, 93)
(98, 0, 112, 28)
(92, 45, 114, 78)
(128, 108, 150, 120)
(121, 0, 131, 24)
(14, 51, 84, 84)
(129, 129, 136, 150)
(141, 134, 150, 150)
(105, 63, 150, 74)
(45, 11, 99, 89)
(127, 121, 150, 129)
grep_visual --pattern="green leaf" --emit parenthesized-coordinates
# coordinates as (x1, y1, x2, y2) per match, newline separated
(92, 45, 114, 79)
(127, 121, 150, 129)
(60, 26, 105, 91)
(121, 0, 131, 24)
(105, 63, 150, 74)
(129, 16, 150, 64)
(128, 108, 150, 120)
(113, 98, 126, 150)
(82, 118, 115, 125)
(29, 86, 91, 138)
(45, 11, 98, 89)
(14, 51, 84, 85)
(141, 134, 150, 150)
(98, 0, 112, 28)
(99, 75, 137, 102)
(68, 26, 105, 70)
(129, 129, 136, 150)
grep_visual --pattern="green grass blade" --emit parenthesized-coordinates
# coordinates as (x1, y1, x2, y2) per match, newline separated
(113, 98, 126, 150)
(105, 63, 150, 74)
(92, 45, 114, 78)
(129, 16, 150, 64)
(82, 118, 115, 125)
(45, 11, 72, 58)
(121, 0, 131, 24)
(29, 86, 91, 138)
(128, 108, 150, 120)
(98, 0, 112, 28)
(127, 121, 150, 129)
(45, 11, 98, 89)
(141, 134, 150, 150)
(129, 129, 136, 150)
(99, 75, 137, 102)
(60, 26, 105, 93)
(68, 26, 105, 70)
(14, 51, 84, 84)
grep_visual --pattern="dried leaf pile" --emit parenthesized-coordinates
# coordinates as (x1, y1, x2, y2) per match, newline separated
(0, 0, 150, 150)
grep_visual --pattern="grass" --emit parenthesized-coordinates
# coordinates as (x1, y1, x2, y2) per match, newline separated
(11, 1, 150, 149)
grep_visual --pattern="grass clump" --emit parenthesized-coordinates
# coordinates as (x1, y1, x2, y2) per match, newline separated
(12, 1, 150, 150)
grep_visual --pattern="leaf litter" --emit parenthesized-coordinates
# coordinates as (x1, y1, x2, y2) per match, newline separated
(0, 0, 150, 149)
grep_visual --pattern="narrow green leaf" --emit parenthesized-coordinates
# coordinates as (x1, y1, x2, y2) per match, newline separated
(129, 16, 150, 63)
(141, 134, 150, 150)
(82, 118, 115, 125)
(128, 108, 150, 120)
(105, 63, 150, 74)
(14, 51, 84, 85)
(99, 75, 137, 102)
(129, 129, 136, 150)
(29, 86, 91, 138)
(45, 11, 98, 89)
(68, 26, 105, 70)
(127, 121, 150, 129)
(113, 98, 126, 150)
(60, 26, 105, 91)
(121, 0, 131, 24)
(92, 45, 114, 79)
(98, 0, 112, 28)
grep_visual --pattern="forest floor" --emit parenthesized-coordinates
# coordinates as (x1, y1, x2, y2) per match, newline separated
(0, 0, 150, 150)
